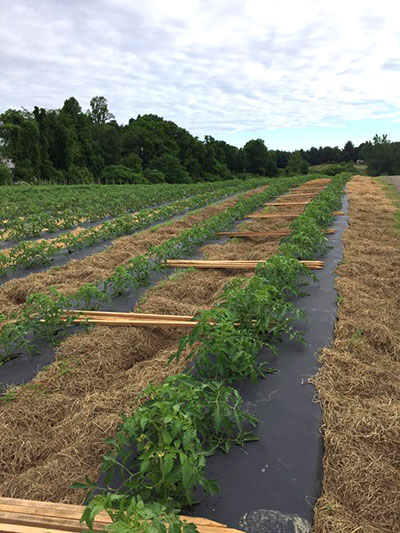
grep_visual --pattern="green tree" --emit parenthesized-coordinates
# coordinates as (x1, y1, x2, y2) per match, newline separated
(120, 152, 142, 172)
(89, 96, 115, 124)
(243, 139, 278, 176)
(150, 153, 191, 183)
(342, 140, 356, 162)
(285, 151, 309, 175)
(0, 163, 12, 185)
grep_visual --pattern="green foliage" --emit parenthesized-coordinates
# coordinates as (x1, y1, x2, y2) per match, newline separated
(285, 151, 309, 176)
(173, 255, 307, 382)
(88, 96, 115, 125)
(81, 494, 197, 532)
(0, 163, 12, 185)
(70, 172, 352, 523)
(100, 165, 148, 184)
(81, 374, 255, 507)
(242, 139, 278, 176)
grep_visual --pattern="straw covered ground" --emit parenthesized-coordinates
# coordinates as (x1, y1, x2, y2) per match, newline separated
(0, 183, 312, 503)
(314, 176, 400, 533)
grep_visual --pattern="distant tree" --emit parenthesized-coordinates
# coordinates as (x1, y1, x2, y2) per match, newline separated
(242, 139, 278, 176)
(0, 163, 12, 185)
(89, 96, 115, 124)
(150, 153, 191, 183)
(144, 168, 166, 183)
(92, 123, 122, 166)
(120, 152, 142, 172)
(61, 97, 82, 118)
(342, 140, 356, 162)
(363, 134, 400, 175)
(285, 151, 309, 175)
(100, 164, 147, 184)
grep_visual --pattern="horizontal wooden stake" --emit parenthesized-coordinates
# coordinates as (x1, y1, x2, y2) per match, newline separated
(62, 310, 194, 321)
(282, 192, 318, 197)
(0, 497, 238, 533)
(267, 201, 310, 206)
(166, 259, 324, 270)
(217, 228, 336, 238)
(333, 211, 345, 215)
(246, 213, 299, 219)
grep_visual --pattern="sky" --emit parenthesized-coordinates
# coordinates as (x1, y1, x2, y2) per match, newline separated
(1, 0, 400, 150)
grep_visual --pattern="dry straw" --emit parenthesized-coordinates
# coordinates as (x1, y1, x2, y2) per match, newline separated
(314, 176, 400, 533)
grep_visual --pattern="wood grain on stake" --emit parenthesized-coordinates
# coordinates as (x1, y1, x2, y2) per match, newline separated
(216, 228, 336, 237)
(166, 259, 324, 269)
(0, 497, 241, 533)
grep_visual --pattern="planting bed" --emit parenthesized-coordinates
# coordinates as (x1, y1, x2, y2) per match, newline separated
(0, 179, 271, 279)
(0, 174, 353, 532)
(314, 176, 400, 533)
(0, 180, 253, 241)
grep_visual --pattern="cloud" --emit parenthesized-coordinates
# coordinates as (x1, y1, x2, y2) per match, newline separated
(1, 0, 400, 142)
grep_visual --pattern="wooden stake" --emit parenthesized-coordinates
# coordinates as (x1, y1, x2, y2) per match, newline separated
(246, 213, 299, 219)
(166, 259, 324, 270)
(267, 201, 310, 206)
(216, 228, 336, 237)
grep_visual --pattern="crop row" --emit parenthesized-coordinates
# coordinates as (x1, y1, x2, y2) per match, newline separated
(0, 179, 270, 276)
(78, 173, 351, 531)
(0, 178, 261, 241)
(0, 174, 318, 363)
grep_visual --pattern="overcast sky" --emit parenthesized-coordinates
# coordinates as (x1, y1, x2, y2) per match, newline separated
(1, 0, 400, 150)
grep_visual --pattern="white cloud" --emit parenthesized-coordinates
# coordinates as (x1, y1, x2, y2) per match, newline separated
(1, 0, 400, 142)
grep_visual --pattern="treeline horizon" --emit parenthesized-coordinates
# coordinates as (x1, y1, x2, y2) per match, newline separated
(0, 96, 398, 185)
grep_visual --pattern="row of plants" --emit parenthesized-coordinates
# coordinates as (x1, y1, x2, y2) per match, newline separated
(0, 174, 318, 364)
(0, 178, 270, 276)
(0, 178, 265, 241)
(77, 172, 351, 531)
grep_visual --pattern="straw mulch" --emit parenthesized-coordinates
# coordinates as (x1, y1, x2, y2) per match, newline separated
(0, 184, 305, 503)
(314, 176, 400, 533)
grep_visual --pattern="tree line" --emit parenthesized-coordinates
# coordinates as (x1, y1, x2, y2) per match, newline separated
(0, 96, 396, 185)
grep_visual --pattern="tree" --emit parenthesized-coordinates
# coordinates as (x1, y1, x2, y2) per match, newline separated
(120, 152, 142, 172)
(0, 163, 12, 185)
(100, 165, 147, 184)
(285, 151, 309, 175)
(342, 140, 356, 162)
(150, 153, 191, 183)
(89, 96, 115, 124)
(242, 139, 278, 176)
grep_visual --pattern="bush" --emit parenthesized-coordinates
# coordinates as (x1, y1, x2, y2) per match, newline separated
(143, 168, 166, 183)
(0, 164, 12, 185)
(100, 165, 148, 184)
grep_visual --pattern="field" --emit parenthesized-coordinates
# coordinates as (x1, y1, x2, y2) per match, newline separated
(0, 174, 398, 533)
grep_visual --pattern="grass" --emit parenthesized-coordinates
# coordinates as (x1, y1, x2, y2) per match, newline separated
(376, 177, 400, 232)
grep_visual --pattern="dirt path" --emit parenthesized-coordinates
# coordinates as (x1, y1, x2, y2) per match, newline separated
(314, 176, 400, 533)
(384, 175, 400, 193)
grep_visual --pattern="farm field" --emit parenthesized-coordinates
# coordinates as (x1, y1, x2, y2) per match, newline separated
(0, 178, 271, 278)
(0, 173, 397, 533)
(0, 179, 260, 242)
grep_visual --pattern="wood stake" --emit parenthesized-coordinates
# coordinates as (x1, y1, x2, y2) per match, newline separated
(166, 259, 324, 270)
(246, 213, 299, 219)
(216, 228, 336, 237)
(267, 201, 310, 206)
